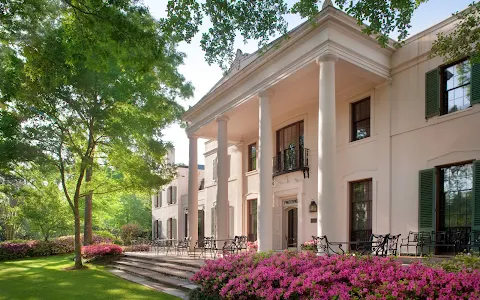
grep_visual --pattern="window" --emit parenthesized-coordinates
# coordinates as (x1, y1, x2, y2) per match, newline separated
(275, 121, 304, 172)
(167, 218, 177, 239)
(199, 178, 205, 190)
(350, 179, 373, 248)
(419, 161, 479, 254)
(158, 190, 162, 207)
(247, 199, 257, 242)
(213, 158, 218, 181)
(351, 97, 371, 141)
(442, 59, 471, 114)
(167, 186, 176, 204)
(154, 220, 158, 238)
(248, 143, 257, 171)
(439, 163, 473, 251)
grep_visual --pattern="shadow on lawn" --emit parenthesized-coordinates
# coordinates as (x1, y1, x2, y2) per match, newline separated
(0, 255, 177, 300)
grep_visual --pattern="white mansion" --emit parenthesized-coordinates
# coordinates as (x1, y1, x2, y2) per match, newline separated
(154, 2, 480, 253)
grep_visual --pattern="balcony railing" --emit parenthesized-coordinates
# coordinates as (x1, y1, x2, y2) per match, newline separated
(273, 147, 309, 178)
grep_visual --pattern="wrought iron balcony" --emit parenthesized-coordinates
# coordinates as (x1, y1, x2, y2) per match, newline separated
(273, 147, 309, 178)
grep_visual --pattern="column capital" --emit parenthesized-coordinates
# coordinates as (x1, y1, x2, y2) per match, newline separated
(216, 115, 230, 123)
(316, 52, 338, 64)
(257, 90, 274, 100)
(187, 133, 199, 139)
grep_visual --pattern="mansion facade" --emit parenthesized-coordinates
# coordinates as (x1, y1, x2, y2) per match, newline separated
(156, 2, 480, 253)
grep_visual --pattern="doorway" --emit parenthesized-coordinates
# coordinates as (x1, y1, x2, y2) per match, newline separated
(198, 210, 205, 244)
(286, 208, 298, 248)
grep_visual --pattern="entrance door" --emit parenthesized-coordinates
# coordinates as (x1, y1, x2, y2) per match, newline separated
(198, 210, 205, 245)
(438, 163, 473, 254)
(286, 208, 298, 248)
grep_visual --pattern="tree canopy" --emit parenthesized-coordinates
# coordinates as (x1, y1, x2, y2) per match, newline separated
(1, 0, 192, 267)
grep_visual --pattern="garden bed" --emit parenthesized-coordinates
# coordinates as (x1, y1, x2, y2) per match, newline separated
(191, 251, 480, 299)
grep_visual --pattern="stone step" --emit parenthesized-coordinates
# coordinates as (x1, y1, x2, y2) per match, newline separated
(109, 268, 188, 300)
(124, 253, 205, 269)
(121, 256, 200, 274)
(110, 263, 198, 292)
(115, 259, 195, 280)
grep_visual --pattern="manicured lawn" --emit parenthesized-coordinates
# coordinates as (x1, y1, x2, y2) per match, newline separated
(0, 255, 179, 300)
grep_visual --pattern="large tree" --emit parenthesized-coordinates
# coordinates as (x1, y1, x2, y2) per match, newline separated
(1, 0, 192, 268)
(162, 0, 478, 70)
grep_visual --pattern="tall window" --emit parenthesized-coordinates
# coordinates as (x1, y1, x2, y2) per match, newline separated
(350, 179, 373, 247)
(442, 59, 471, 114)
(439, 163, 473, 244)
(351, 97, 371, 141)
(167, 186, 176, 204)
(154, 220, 158, 238)
(248, 143, 257, 171)
(276, 121, 304, 171)
(247, 199, 257, 242)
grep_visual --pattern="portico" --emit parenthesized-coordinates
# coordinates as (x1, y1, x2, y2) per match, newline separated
(183, 5, 392, 251)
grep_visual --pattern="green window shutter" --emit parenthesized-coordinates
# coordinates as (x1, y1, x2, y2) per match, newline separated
(471, 62, 480, 105)
(419, 168, 436, 232)
(158, 221, 162, 239)
(425, 68, 440, 118)
(211, 207, 216, 237)
(172, 218, 177, 239)
(167, 218, 172, 239)
(472, 161, 480, 231)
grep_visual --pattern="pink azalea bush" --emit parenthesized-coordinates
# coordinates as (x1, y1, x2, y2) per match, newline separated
(82, 244, 123, 259)
(247, 241, 258, 252)
(0, 234, 113, 261)
(191, 251, 480, 299)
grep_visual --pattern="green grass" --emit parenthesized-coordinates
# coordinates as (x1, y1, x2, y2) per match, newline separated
(0, 255, 180, 300)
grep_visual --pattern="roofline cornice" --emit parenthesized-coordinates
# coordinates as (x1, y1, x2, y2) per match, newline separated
(182, 7, 394, 122)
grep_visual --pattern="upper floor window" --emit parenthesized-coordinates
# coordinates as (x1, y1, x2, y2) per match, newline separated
(199, 178, 205, 190)
(167, 186, 177, 204)
(276, 121, 304, 154)
(425, 57, 479, 119)
(248, 143, 257, 171)
(351, 97, 371, 142)
(442, 59, 471, 114)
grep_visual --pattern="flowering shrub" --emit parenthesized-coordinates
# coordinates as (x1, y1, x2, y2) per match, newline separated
(82, 244, 123, 259)
(247, 241, 257, 252)
(426, 253, 480, 272)
(0, 234, 113, 261)
(120, 224, 142, 245)
(300, 240, 316, 251)
(123, 244, 150, 252)
(191, 251, 480, 299)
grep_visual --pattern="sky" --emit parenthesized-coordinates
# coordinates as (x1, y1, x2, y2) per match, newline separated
(143, 0, 473, 165)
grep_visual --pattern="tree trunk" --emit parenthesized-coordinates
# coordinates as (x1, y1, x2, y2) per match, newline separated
(74, 208, 83, 269)
(83, 162, 93, 245)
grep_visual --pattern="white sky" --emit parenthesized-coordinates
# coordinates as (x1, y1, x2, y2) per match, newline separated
(143, 0, 472, 165)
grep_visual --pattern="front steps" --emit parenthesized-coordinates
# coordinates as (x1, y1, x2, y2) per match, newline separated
(108, 253, 204, 299)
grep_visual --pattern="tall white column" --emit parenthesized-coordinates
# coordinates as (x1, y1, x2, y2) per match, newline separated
(187, 135, 199, 250)
(316, 53, 338, 238)
(235, 142, 244, 236)
(258, 91, 273, 251)
(216, 116, 230, 243)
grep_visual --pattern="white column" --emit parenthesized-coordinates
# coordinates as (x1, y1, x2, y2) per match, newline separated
(216, 116, 230, 243)
(187, 135, 199, 250)
(235, 142, 244, 236)
(316, 53, 338, 238)
(258, 91, 273, 251)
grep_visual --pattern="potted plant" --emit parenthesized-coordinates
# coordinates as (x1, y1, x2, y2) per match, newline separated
(301, 240, 317, 252)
